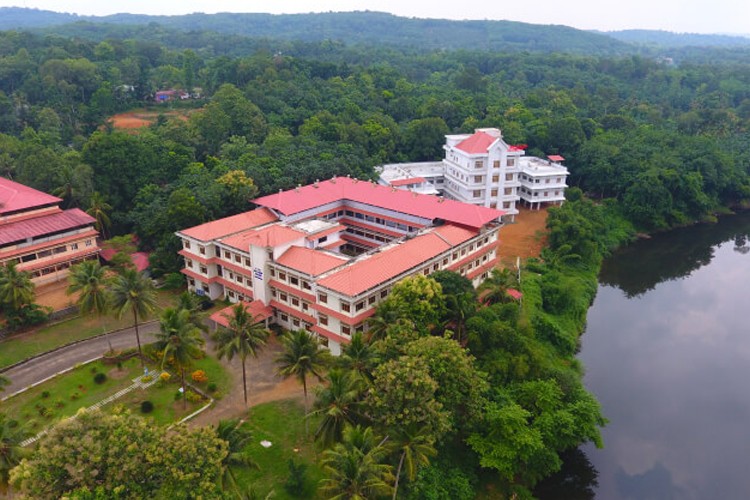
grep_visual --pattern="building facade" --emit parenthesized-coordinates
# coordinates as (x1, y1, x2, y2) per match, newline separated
(177, 177, 503, 355)
(377, 128, 569, 221)
(0, 177, 100, 285)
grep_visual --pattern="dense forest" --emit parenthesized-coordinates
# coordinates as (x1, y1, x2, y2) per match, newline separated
(1, 10, 750, 497)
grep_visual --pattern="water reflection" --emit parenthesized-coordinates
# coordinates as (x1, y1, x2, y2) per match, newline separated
(599, 213, 750, 297)
(575, 212, 750, 499)
(534, 449, 598, 500)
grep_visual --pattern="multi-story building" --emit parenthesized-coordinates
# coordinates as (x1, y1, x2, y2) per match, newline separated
(0, 177, 100, 285)
(177, 177, 503, 355)
(378, 128, 568, 221)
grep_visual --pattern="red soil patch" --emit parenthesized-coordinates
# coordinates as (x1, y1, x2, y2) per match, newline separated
(108, 109, 194, 130)
(497, 207, 549, 266)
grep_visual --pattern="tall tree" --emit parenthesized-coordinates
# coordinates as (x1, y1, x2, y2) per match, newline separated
(109, 269, 157, 369)
(67, 260, 112, 350)
(276, 330, 330, 434)
(86, 191, 112, 239)
(338, 332, 378, 381)
(389, 424, 437, 500)
(319, 425, 394, 500)
(155, 307, 205, 408)
(478, 268, 517, 305)
(213, 303, 269, 406)
(0, 414, 29, 484)
(214, 419, 257, 496)
(0, 262, 34, 314)
(310, 369, 366, 447)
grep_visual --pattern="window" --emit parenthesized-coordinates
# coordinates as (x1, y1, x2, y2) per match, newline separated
(507, 158, 515, 167)
(184, 241, 191, 249)
(228, 290, 235, 298)
(380, 289, 388, 299)
(199, 246, 205, 255)
(85, 240, 92, 247)
(71, 243, 79, 250)
(279, 292, 288, 302)
(473, 190, 482, 198)
(234, 254, 241, 263)
(491, 188, 498, 197)
(475, 161, 483, 169)
(506, 173, 514, 181)
(278, 272, 286, 281)
(492, 174, 499, 183)
(545, 178, 550, 184)
(318, 235, 328, 244)
(368, 295, 376, 305)
(187, 260, 193, 268)
(291, 297, 299, 306)
(341, 325, 351, 336)
(281, 313, 288, 322)
(188, 279, 195, 287)
(318, 292, 328, 303)
(493, 160, 500, 168)
(199, 265, 207, 274)
(504, 188, 513, 195)
(341, 302, 351, 313)
(293, 318, 300, 327)
(236, 276, 243, 284)
(503, 202, 511, 208)
(474, 175, 483, 183)
(355, 301, 365, 311)
(319, 336, 329, 347)
(319, 314, 328, 326)
(290, 276, 299, 286)
(303, 281, 312, 290)
(53, 245, 67, 254)
(244, 258, 251, 266)
(224, 251, 231, 259)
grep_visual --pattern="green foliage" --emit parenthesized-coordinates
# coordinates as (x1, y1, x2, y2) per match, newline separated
(140, 400, 154, 413)
(9, 409, 227, 498)
(284, 459, 308, 497)
(93, 372, 107, 384)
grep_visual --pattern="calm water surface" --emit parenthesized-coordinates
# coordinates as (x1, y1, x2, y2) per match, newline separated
(577, 212, 750, 499)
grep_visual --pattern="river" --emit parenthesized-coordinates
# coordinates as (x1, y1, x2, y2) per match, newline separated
(536, 211, 750, 499)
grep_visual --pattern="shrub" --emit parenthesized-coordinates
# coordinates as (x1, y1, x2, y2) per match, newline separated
(159, 372, 171, 383)
(41, 391, 50, 399)
(141, 400, 154, 413)
(70, 392, 81, 400)
(175, 390, 183, 401)
(185, 391, 203, 403)
(54, 399, 65, 409)
(94, 372, 107, 384)
(206, 383, 217, 393)
(141, 375, 153, 383)
(191, 370, 208, 383)
(163, 272, 186, 290)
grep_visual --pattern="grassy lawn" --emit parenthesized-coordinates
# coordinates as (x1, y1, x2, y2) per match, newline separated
(0, 289, 182, 370)
(1, 358, 143, 434)
(0, 351, 228, 434)
(233, 400, 324, 499)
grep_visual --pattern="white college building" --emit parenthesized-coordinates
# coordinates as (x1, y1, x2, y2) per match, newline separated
(377, 128, 569, 221)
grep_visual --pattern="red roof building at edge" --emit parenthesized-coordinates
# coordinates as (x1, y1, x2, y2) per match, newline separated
(0, 177, 100, 286)
(177, 178, 504, 355)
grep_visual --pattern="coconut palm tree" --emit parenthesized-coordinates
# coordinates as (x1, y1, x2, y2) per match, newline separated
(478, 268, 517, 305)
(0, 414, 30, 484)
(310, 369, 366, 447)
(86, 191, 112, 239)
(155, 307, 205, 409)
(319, 425, 393, 499)
(0, 262, 34, 314)
(214, 418, 258, 496)
(276, 330, 330, 434)
(389, 424, 437, 500)
(176, 291, 207, 332)
(338, 332, 378, 382)
(109, 269, 157, 369)
(214, 303, 269, 406)
(67, 260, 113, 351)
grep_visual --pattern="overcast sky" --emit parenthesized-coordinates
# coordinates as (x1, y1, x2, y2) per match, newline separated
(2, 0, 749, 35)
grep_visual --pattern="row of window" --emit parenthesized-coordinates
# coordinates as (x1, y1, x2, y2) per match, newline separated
(520, 175, 564, 184)
(268, 268, 313, 291)
(10, 239, 93, 265)
(324, 209, 420, 233)
(519, 188, 562, 197)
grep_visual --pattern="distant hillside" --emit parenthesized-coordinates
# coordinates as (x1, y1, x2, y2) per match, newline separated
(0, 7, 630, 55)
(606, 29, 750, 48)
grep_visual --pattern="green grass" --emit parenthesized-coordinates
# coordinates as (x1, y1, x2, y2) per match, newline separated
(0, 289, 183, 369)
(191, 352, 232, 399)
(114, 375, 207, 426)
(233, 400, 324, 499)
(1, 358, 142, 433)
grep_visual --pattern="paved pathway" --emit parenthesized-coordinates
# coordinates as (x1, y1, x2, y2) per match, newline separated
(1, 323, 160, 396)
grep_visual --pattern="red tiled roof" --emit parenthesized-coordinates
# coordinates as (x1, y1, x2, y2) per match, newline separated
(178, 208, 277, 242)
(317, 224, 476, 296)
(507, 288, 523, 300)
(390, 177, 426, 187)
(276, 247, 348, 276)
(0, 177, 61, 215)
(509, 144, 528, 152)
(0, 229, 98, 260)
(253, 177, 503, 230)
(222, 224, 304, 251)
(0, 209, 96, 246)
(547, 155, 565, 162)
(210, 301, 273, 328)
(455, 131, 498, 154)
